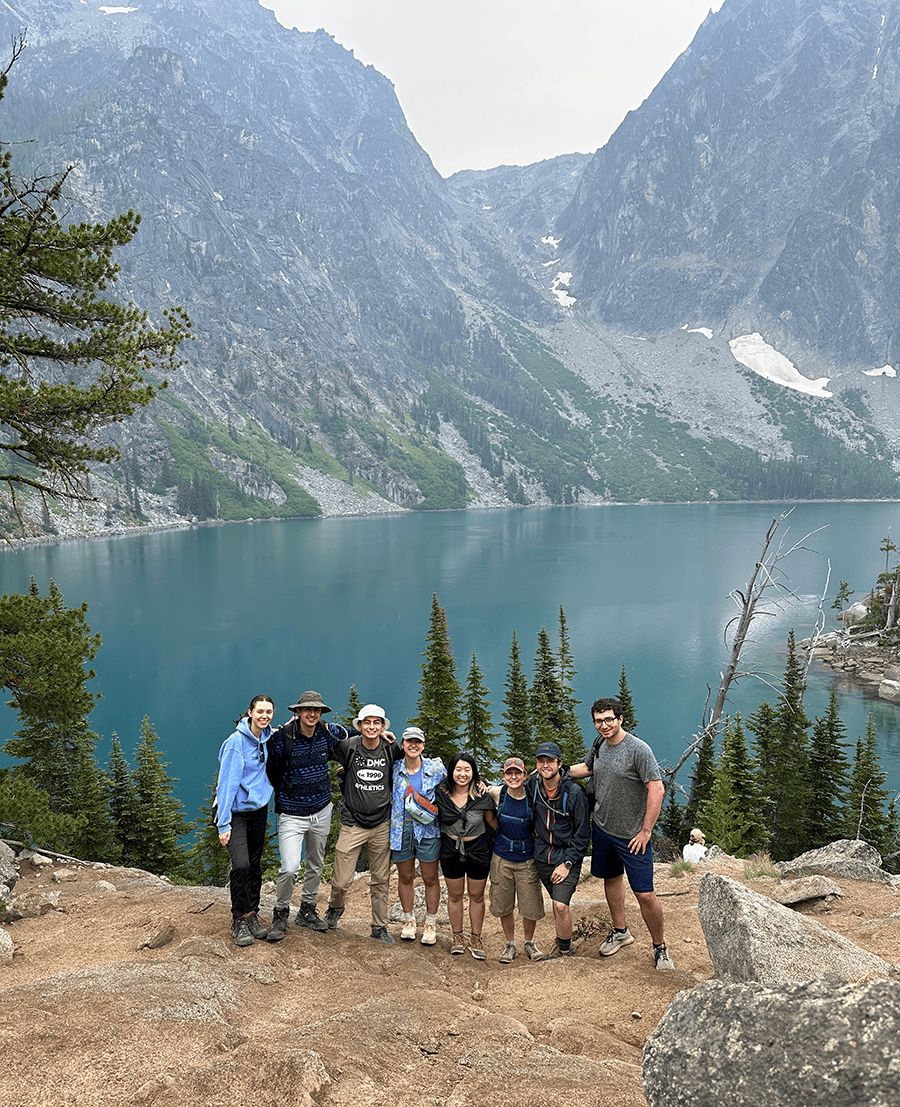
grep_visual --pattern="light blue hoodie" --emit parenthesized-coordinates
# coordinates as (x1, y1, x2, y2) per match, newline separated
(216, 717, 274, 832)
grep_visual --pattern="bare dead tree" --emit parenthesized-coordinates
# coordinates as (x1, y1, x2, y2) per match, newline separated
(667, 510, 827, 796)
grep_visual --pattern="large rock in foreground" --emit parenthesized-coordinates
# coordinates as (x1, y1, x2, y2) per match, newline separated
(643, 978, 900, 1107)
(698, 873, 895, 984)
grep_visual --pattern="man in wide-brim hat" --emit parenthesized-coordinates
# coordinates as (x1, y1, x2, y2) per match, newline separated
(265, 690, 346, 939)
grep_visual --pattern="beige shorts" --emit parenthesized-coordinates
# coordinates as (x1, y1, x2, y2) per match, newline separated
(488, 854, 546, 921)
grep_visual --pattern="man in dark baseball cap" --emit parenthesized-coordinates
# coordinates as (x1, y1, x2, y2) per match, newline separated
(525, 740, 590, 959)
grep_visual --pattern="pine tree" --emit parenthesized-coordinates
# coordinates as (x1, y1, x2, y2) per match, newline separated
(108, 733, 139, 865)
(462, 653, 500, 770)
(701, 714, 768, 856)
(660, 789, 687, 844)
(806, 686, 851, 848)
(617, 665, 639, 733)
(755, 631, 812, 860)
(1, 579, 101, 808)
(501, 631, 531, 760)
(555, 607, 584, 764)
(845, 714, 890, 848)
(408, 594, 463, 763)
(339, 685, 365, 729)
(530, 627, 563, 753)
(0, 768, 85, 853)
(186, 778, 232, 886)
(128, 717, 194, 878)
(0, 38, 190, 514)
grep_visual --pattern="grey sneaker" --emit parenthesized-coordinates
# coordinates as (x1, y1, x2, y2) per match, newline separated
(654, 943, 675, 970)
(245, 911, 268, 940)
(499, 941, 516, 964)
(523, 940, 543, 961)
(267, 906, 289, 942)
(599, 927, 635, 957)
(295, 903, 328, 932)
(370, 926, 395, 945)
(324, 906, 344, 930)
(231, 916, 254, 947)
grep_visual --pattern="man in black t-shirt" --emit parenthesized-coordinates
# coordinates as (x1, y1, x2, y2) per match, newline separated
(324, 704, 401, 944)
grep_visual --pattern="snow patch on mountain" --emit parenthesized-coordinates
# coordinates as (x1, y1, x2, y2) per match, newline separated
(729, 333, 832, 398)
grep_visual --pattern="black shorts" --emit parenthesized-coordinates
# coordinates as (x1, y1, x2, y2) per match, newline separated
(440, 833, 491, 881)
(534, 858, 583, 904)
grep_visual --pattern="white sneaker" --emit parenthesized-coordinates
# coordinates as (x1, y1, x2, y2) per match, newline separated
(400, 918, 417, 941)
(654, 943, 675, 970)
(420, 921, 437, 945)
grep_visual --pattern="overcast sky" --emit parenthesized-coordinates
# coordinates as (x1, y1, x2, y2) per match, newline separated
(262, 0, 726, 177)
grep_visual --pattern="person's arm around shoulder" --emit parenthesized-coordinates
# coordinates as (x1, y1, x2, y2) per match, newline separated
(568, 761, 590, 780)
(629, 778, 665, 856)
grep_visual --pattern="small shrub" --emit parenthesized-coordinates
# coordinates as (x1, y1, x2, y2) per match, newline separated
(669, 859, 696, 877)
(573, 913, 610, 942)
(743, 852, 781, 879)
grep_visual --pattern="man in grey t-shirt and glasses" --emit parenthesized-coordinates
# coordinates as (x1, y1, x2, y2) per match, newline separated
(570, 696, 674, 970)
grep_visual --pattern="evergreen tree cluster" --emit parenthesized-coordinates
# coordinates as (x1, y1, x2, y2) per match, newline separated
(671, 633, 899, 867)
(409, 595, 602, 771)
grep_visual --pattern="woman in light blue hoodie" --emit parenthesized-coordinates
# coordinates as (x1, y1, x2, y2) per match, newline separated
(217, 694, 275, 947)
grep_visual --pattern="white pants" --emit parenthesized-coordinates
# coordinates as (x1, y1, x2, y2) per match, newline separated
(275, 804, 333, 908)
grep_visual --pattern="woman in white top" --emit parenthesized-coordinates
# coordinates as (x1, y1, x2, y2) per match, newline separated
(682, 828, 707, 863)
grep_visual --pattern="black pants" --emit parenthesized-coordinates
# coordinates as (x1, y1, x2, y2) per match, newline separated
(227, 806, 268, 918)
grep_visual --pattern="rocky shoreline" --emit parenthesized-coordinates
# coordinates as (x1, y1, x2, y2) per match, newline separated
(802, 632, 900, 704)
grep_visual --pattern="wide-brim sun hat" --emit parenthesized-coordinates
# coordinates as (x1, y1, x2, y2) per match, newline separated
(354, 703, 390, 729)
(290, 690, 331, 713)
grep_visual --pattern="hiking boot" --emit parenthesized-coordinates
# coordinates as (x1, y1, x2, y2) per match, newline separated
(324, 905, 344, 930)
(523, 940, 543, 961)
(654, 943, 675, 971)
(499, 941, 516, 964)
(420, 921, 437, 946)
(468, 933, 486, 960)
(370, 926, 395, 945)
(599, 927, 635, 957)
(295, 903, 328, 932)
(267, 906, 289, 942)
(535, 941, 575, 961)
(450, 932, 466, 955)
(231, 916, 254, 947)
(400, 918, 417, 941)
(245, 911, 268, 940)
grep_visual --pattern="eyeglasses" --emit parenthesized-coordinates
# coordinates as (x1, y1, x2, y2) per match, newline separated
(594, 716, 620, 728)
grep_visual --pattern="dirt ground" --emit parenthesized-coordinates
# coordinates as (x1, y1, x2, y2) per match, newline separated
(2, 852, 899, 1107)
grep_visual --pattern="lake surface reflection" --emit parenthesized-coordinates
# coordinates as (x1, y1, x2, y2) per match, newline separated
(3, 501, 900, 819)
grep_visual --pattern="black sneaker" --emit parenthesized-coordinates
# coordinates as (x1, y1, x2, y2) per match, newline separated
(295, 903, 328, 932)
(324, 906, 344, 930)
(535, 941, 575, 961)
(231, 916, 254, 947)
(267, 906, 289, 942)
(370, 926, 395, 945)
(245, 911, 268, 940)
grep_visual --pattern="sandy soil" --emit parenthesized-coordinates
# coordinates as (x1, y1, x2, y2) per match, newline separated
(2, 852, 899, 1107)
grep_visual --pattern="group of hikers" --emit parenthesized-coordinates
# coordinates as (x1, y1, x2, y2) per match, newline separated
(215, 690, 676, 968)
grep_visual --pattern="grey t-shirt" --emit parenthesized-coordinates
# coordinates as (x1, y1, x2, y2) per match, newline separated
(586, 731, 661, 840)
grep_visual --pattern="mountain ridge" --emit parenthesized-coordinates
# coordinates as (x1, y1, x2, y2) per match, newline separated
(1, 0, 899, 538)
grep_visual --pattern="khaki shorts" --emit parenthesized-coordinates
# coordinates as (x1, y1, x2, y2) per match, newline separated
(488, 854, 546, 921)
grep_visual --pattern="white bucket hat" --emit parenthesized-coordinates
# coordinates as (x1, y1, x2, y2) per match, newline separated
(354, 703, 390, 729)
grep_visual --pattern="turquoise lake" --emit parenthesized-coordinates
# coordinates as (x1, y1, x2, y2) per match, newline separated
(2, 501, 900, 821)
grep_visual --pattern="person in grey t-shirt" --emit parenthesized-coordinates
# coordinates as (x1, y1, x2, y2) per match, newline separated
(570, 696, 674, 971)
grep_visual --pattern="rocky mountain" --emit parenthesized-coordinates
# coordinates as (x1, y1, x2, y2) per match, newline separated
(1, 0, 899, 537)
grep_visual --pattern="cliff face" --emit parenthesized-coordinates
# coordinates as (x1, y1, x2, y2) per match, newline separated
(1, 0, 900, 536)
(557, 0, 900, 368)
